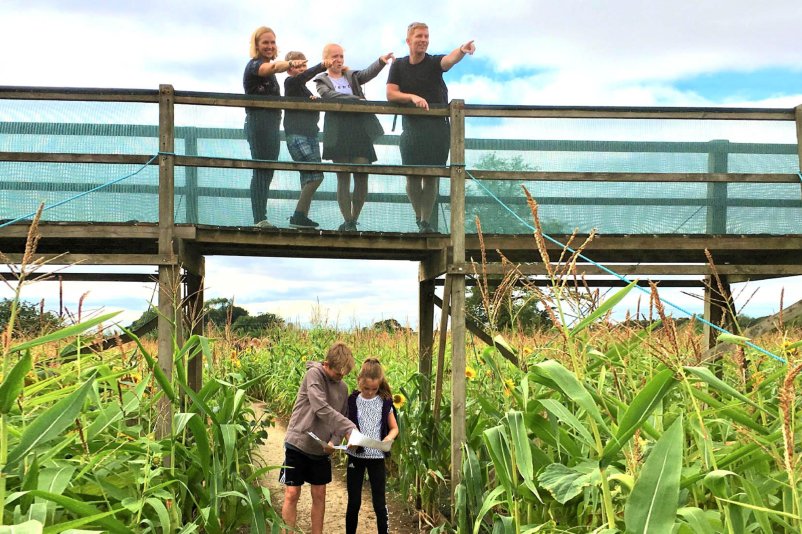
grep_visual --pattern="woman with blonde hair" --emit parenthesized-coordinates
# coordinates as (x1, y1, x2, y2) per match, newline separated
(243, 26, 307, 227)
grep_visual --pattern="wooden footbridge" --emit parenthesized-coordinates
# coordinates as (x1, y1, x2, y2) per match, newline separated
(2, 85, 802, 490)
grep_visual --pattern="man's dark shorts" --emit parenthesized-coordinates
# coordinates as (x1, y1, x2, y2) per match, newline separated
(400, 116, 450, 166)
(279, 446, 332, 486)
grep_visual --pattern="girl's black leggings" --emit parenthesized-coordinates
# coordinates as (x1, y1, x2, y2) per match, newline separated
(345, 456, 388, 534)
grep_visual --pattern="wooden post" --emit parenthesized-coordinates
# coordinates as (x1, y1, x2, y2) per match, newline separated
(703, 275, 733, 349)
(448, 99, 467, 499)
(157, 84, 178, 438)
(181, 242, 205, 392)
(706, 140, 729, 234)
(418, 276, 435, 403)
(433, 274, 453, 426)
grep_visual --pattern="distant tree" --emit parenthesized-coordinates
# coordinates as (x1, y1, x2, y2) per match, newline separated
(0, 298, 62, 336)
(372, 318, 411, 333)
(467, 153, 536, 234)
(233, 312, 285, 336)
(204, 297, 249, 328)
(128, 306, 158, 333)
(465, 282, 549, 334)
(468, 152, 565, 234)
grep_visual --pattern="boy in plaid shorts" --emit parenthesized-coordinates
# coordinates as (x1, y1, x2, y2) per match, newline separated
(283, 51, 331, 228)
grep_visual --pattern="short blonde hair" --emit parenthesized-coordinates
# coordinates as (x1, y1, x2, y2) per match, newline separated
(407, 22, 428, 38)
(322, 43, 343, 59)
(326, 342, 355, 375)
(285, 51, 306, 62)
(250, 26, 276, 59)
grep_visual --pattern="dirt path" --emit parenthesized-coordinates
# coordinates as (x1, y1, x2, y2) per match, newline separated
(252, 404, 423, 533)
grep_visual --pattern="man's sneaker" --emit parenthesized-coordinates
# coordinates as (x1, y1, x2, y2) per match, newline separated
(255, 219, 276, 228)
(338, 220, 358, 232)
(289, 213, 319, 229)
(417, 220, 436, 233)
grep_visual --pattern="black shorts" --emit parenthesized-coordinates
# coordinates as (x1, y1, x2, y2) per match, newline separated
(279, 446, 332, 486)
(400, 116, 450, 166)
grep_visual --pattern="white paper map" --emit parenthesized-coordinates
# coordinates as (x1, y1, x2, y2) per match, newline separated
(346, 429, 393, 452)
(307, 429, 394, 453)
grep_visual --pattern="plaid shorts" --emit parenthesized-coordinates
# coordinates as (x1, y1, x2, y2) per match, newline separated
(286, 134, 325, 186)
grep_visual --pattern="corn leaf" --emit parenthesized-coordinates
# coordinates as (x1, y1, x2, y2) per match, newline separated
(482, 425, 514, 493)
(537, 399, 594, 447)
(472, 485, 506, 534)
(625, 416, 684, 534)
(569, 279, 637, 337)
(144, 497, 172, 533)
(185, 413, 212, 482)
(136, 335, 177, 403)
(0, 352, 32, 414)
(6, 376, 95, 466)
(537, 463, 596, 504)
(9, 311, 120, 353)
(244, 482, 267, 534)
(677, 507, 717, 534)
(601, 368, 677, 466)
(531, 360, 608, 433)
(0, 520, 43, 534)
(684, 366, 766, 413)
(22, 490, 132, 534)
(42, 509, 124, 534)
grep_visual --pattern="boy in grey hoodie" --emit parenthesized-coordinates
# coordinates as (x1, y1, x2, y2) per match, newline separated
(281, 342, 356, 534)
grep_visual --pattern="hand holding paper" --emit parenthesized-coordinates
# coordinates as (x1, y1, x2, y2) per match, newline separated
(307, 432, 348, 451)
(347, 428, 393, 453)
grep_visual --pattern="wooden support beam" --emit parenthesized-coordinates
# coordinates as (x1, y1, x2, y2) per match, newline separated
(703, 275, 734, 351)
(418, 277, 435, 404)
(60, 313, 158, 359)
(450, 262, 802, 277)
(434, 276, 707, 288)
(433, 275, 452, 427)
(449, 99, 467, 499)
(419, 249, 448, 282)
(0, 254, 178, 266)
(466, 170, 799, 183)
(433, 293, 518, 366)
(156, 84, 177, 440)
(462, 105, 794, 121)
(184, 255, 205, 393)
(0, 271, 158, 283)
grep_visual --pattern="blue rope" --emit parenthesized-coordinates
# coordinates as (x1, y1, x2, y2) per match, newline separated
(1, 153, 160, 229)
(465, 170, 787, 365)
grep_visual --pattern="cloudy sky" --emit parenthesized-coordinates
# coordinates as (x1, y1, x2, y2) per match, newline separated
(2, 0, 802, 328)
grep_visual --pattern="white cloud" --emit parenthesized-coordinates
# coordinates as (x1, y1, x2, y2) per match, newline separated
(3, 0, 801, 332)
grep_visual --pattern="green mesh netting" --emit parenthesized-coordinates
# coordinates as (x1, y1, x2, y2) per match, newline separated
(2, 100, 800, 234)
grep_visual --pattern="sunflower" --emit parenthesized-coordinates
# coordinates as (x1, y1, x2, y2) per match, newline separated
(465, 366, 477, 380)
(393, 393, 407, 410)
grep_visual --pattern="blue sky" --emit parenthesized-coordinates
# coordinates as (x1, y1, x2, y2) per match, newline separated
(2, 0, 802, 328)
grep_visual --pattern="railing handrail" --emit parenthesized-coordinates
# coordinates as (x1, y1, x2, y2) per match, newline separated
(1, 85, 795, 120)
(1, 121, 797, 156)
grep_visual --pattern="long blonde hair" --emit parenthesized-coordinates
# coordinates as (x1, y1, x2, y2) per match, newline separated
(250, 26, 276, 60)
(358, 358, 392, 400)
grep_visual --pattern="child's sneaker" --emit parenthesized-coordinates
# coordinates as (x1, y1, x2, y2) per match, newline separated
(289, 213, 319, 228)
(255, 220, 276, 228)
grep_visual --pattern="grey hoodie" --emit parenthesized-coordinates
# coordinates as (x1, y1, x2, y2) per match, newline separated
(284, 361, 355, 456)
